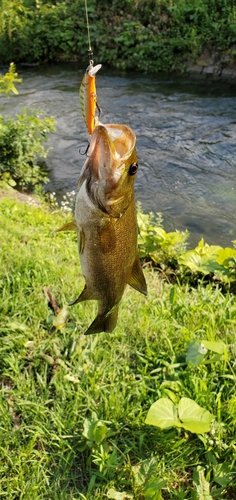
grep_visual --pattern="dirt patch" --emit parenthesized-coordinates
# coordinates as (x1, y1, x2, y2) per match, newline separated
(0, 184, 42, 207)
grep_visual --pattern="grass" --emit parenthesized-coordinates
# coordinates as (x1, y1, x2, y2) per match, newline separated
(0, 195, 236, 499)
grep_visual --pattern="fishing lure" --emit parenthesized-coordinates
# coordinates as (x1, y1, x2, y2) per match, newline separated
(79, 62, 102, 135)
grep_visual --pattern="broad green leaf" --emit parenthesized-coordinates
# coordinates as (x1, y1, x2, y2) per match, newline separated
(217, 247, 236, 265)
(202, 353, 223, 365)
(83, 417, 108, 444)
(145, 398, 179, 429)
(161, 388, 179, 403)
(186, 341, 207, 366)
(90, 421, 108, 444)
(178, 398, 214, 434)
(179, 240, 227, 275)
(201, 340, 227, 355)
(136, 457, 157, 484)
(146, 398, 214, 433)
(179, 251, 225, 274)
(132, 457, 159, 490)
(213, 463, 232, 487)
(144, 478, 167, 498)
(196, 238, 205, 249)
(195, 240, 221, 256)
(107, 489, 133, 499)
(193, 466, 213, 500)
(186, 340, 227, 366)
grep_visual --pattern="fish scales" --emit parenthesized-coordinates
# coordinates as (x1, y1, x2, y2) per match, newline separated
(76, 182, 138, 306)
(57, 123, 147, 334)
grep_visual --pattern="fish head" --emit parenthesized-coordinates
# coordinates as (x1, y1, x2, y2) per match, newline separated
(79, 124, 138, 217)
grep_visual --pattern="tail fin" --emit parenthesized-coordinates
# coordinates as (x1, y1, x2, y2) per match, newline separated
(84, 308, 119, 335)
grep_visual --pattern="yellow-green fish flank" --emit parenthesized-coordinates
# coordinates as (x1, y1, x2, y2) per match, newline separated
(65, 123, 147, 334)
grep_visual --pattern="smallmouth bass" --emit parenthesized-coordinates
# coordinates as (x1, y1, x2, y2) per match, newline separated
(58, 123, 147, 334)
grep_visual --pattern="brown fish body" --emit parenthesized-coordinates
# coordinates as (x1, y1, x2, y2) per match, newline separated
(71, 124, 147, 334)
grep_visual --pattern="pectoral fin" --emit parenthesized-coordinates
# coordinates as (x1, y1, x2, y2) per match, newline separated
(79, 227, 85, 254)
(55, 221, 77, 232)
(128, 256, 147, 296)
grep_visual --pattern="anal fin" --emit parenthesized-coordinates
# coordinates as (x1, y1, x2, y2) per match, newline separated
(128, 255, 147, 296)
(69, 285, 94, 306)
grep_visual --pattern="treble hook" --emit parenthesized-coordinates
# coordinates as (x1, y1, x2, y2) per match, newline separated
(79, 142, 90, 155)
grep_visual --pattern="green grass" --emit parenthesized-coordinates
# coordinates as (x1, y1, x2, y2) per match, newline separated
(0, 196, 236, 499)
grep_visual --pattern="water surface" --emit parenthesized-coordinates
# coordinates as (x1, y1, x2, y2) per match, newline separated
(1, 64, 236, 246)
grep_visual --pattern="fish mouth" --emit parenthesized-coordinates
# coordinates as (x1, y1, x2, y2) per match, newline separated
(87, 124, 136, 180)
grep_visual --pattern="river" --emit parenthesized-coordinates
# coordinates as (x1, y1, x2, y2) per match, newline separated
(1, 63, 236, 247)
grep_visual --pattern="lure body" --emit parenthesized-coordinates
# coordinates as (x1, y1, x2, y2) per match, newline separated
(79, 63, 102, 135)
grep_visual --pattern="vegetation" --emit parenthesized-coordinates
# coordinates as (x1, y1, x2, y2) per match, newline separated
(137, 208, 236, 292)
(0, 194, 236, 499)
(0, 64, 55, 188)
(1, 49, 236, 499)
(0, 0, 235, 71)
(0, 62, 22, 96)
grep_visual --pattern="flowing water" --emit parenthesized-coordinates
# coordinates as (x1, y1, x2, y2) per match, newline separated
(1, 63, 236, 246)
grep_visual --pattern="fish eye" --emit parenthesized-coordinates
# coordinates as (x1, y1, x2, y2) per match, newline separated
(129, 162, 138, 176)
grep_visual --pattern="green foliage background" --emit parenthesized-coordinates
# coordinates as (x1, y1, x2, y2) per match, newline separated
(0, 64, 55, 187)
(0, 27, 236, 496)
(0, 0, 236, 71)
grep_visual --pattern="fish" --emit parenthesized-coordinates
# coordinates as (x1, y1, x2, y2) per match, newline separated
(79, 63, 102, 135)
(57, 123, 147, 334)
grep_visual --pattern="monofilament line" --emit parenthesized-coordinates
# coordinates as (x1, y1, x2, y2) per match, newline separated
(84, 0, 92, 53)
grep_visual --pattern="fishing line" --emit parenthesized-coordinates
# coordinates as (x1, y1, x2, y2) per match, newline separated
(84, 0, 93, 64)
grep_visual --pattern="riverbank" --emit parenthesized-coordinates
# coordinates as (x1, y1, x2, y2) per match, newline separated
(1, 0, 236, 77)
(187, 49, 236, 83)
(17, 55, 236, 84)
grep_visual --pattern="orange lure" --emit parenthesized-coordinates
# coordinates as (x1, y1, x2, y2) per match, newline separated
(79, 63, 102, 135)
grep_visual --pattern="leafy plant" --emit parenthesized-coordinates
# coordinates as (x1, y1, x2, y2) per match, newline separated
(0, 108, 55, 186)
(137, 207, 189, 274)
(0, 0, 235, 71)
(192, 466, 212, 500)
(178, 239, 236, 282)
(145, 397, 214, 434)
(137, 211, 236, 290)
(132, 457, 167, 499)
(186, 340, 228, 367)
(0, 62, 22, 96)
(0, 65, 55, 187)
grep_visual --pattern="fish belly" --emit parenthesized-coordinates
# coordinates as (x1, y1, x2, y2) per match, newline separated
(74, 181, 137, 333)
